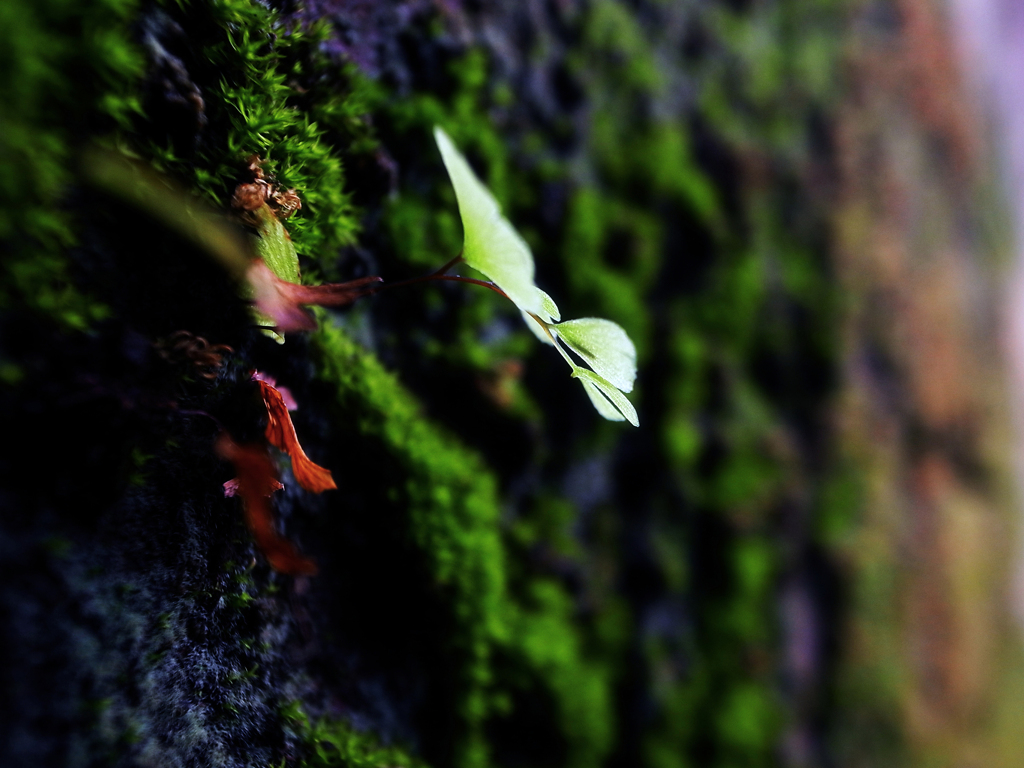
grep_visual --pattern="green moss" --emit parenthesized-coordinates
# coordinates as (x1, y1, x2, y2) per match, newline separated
(508, 581, 616, 768)
(351, 2, 842, 764)
(581, 0, 662, 92)
(559, 189, 661, 357)
(312, 320, 507, 767)
(557, 1, 846, 765)
(129, 0, 371, 279)
(283, 701, 426, 768)
(815, 460, 863, 548)
(312, 320, 620, 768)
(0, 0, 373, 325)
(714, 682, 781, 757)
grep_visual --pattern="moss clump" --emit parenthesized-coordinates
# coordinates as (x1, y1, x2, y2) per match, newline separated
(312, 319, 620, 768)
(0, 0, 373, 325)
(284, 701, 427, 768)
(128, 0, 372, 278)
(324, 1, 845, 763)
(312, 319, 507, 767)
(557, 1, 844, 766)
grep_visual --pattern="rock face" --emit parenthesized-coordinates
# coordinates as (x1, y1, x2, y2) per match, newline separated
(2, 1, 1022, 767)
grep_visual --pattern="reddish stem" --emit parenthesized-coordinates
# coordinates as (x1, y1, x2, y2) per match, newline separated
(431, 253, 465, 276)
(371, 254, 509, 301)
(429, 274, 509, 299)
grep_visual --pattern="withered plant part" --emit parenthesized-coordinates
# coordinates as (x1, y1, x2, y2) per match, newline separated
(216, 372, 335, 574)
(155, 330, 233, 379)
(256, 375, 336, 492)
(232, 154, 301, 220)
(245, 154, 265, 179)
(247, 260, 382, 333)
(223, 476, 283, 497)
(215, 434, 318, 576)
(231, 179, 270, 214)
(244, 197, 381, 337)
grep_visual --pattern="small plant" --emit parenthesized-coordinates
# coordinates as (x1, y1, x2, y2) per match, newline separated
(83, 128, 639, 578)
(431, 127, 638, 426)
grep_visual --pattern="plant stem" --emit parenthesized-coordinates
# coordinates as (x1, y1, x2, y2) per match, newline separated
(431, 253, 464, 276)
(428, 275, 509, 299)
(371, 254, 510, 301)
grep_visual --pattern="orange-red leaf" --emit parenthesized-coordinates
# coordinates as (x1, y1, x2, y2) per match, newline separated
(214, 434, 317, 576)
(257, 378, 337, 493)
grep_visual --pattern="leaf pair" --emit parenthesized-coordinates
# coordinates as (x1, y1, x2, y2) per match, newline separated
(434, 128, 639, 426)
(547, 318, 638, 426)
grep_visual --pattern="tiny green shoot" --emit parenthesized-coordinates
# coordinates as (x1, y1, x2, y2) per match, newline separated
(433, 127, 639, 425)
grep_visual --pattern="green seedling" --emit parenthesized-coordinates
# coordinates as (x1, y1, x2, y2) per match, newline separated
(432, 127, 639, 425)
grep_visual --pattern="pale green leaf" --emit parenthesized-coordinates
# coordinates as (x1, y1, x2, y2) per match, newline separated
(432, 127, 639, 426)
(581, 379, 626, 421)
(259, 325, 285, 344)
(537, 288, 560, 322)
(572, 367, 639, 427)
(434, 127, 543, 316)
(554, 318, 637, 393)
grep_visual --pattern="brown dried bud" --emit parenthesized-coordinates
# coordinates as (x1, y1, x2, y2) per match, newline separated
(232, 181, 269, 212)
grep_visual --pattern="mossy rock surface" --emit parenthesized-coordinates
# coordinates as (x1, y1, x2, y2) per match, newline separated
(0, 1, 851, 767)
